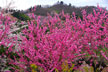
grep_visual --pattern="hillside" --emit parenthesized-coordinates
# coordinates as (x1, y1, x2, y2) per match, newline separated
(26, 1, 99, 16)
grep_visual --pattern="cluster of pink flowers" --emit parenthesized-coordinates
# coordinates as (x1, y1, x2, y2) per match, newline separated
(0, 13, 17, 50)
(0, 6, 108, 71)
(0, 13, 11, 46)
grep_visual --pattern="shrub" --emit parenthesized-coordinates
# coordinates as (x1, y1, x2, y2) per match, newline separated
(0, 13, 17, 71)
(8, 6, 108, 72)
(12, 12, 30, 21)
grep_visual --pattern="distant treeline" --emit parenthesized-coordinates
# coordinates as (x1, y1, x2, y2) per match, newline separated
(27, 1, 101, 16)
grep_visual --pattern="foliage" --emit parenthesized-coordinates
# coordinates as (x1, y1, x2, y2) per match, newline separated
(12, 12, 30, 21)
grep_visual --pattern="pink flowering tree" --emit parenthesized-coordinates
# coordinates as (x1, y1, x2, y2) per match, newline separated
(8, 6, 108, 72)
(0, 12, 17, 71)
